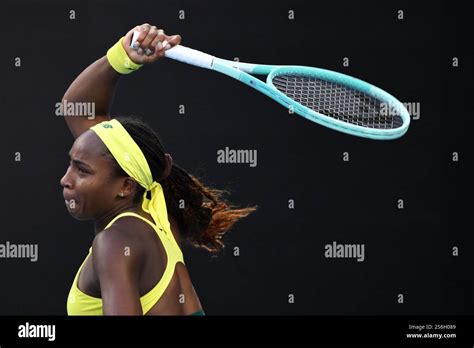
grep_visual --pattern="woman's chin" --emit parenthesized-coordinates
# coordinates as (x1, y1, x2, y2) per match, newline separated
(65, 202, 87, 220)
(69, 212, 89, 221)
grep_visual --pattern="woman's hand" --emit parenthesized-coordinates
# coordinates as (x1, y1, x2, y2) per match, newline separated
(122, 23, 182, 64)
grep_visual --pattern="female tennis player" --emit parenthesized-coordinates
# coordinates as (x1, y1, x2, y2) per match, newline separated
(60, 23, 256, 315)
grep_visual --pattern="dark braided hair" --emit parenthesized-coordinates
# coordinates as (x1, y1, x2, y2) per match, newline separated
(105, 116, 256, 253)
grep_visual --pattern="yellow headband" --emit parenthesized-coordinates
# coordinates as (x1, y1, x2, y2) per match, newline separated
(90, 119, 172, 237)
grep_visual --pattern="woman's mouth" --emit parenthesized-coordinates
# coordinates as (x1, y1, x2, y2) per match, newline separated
(65, 199, 78, 210)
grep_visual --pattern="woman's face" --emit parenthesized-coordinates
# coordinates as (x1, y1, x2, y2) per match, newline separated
(60, 130, 125, 220)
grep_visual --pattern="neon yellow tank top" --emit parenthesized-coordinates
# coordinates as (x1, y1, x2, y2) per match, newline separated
(67, 212, 185, 315)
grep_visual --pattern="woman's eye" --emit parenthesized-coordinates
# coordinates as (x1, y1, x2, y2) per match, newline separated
(78, 167, 87, 174)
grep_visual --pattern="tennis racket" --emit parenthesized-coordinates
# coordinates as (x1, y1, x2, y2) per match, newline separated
(131, 31, 410, 140)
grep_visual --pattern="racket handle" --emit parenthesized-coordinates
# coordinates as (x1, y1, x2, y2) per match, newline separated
(130, 30, 214, 69)
(165, 45, 215, 69)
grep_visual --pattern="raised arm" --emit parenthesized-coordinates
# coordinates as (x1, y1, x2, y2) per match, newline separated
(62, 56, 118, 138)
(62, 24, 182, 139)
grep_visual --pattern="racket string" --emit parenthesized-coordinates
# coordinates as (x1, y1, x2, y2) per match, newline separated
(272, 75, 403, 129)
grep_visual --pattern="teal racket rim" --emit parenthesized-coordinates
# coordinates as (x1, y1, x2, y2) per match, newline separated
(267, 66, 411, 140)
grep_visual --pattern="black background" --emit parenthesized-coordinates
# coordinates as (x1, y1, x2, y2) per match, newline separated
(1, 0, 472, 316)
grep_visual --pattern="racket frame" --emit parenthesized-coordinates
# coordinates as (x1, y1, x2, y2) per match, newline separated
(213, 60, 410, 140)
(130, 32, 410, 140)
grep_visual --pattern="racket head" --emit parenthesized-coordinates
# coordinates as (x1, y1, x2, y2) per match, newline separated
(265, 66, 411, 140)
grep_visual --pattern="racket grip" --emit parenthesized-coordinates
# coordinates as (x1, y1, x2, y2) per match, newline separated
(130, 30, 214, 69)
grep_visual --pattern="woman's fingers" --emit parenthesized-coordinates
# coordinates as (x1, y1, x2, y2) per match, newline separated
(141, 26, 158, 54)
(150, 29, 166, 55)
(134, 24, 151, 51)
(148, 32, 180, 58)
(168, 35, 182, 48)
(123, 28, 136, 49)
(122, 27, 146, 63)
(155, 34, 181, 53)
(122, 24, 182, 63)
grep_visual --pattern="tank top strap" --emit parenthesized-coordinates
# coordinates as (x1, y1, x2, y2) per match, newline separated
(104, 212, 142, 230)
(103, 212, 184, 262)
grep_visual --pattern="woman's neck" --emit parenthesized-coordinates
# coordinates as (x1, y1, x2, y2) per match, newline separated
(93, 201, 140, 235)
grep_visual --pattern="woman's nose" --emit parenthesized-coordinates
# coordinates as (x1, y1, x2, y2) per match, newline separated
(60, 167, 72, 188)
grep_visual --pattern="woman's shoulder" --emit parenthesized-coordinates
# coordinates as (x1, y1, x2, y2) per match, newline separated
(94, 213, 156, 251)
(89, 225, 142, 284)
(91, 216, 152, 269)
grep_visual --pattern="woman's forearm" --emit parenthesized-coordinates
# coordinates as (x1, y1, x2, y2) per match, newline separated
(62, 56, 120, 138)
(62, 25, 182, 139)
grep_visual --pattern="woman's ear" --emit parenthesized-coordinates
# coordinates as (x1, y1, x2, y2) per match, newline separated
(120, 177, 138, 198)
